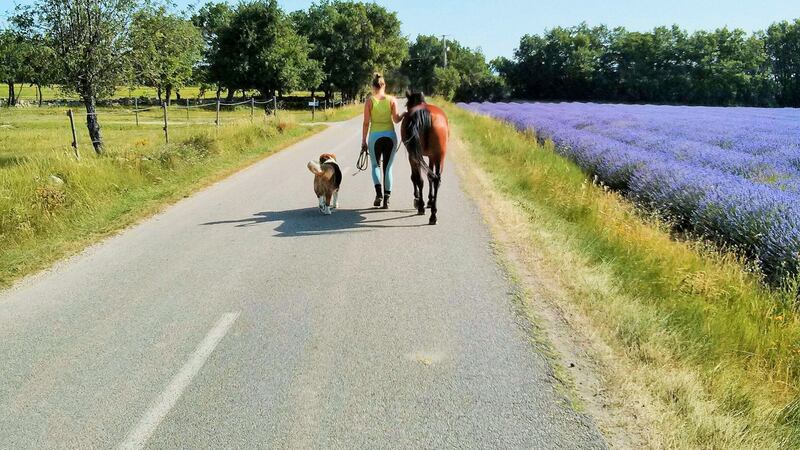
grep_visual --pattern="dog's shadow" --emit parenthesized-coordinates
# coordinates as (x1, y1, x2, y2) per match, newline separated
(201, 208, 424, 237)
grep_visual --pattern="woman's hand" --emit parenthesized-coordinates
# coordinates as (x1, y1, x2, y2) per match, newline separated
(391, 97, 405, 124)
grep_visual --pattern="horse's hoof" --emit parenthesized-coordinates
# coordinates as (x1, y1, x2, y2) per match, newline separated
(417, 209, 425, 216)
(414, 199, 423, 209)
(426, 200, 433, 209)
(429, 217, 437, 225)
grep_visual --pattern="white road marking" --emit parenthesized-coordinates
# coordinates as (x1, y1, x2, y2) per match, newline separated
(117, 312, 240, 450)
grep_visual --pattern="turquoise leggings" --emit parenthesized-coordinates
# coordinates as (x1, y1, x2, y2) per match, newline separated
(368, 130, 398, 191)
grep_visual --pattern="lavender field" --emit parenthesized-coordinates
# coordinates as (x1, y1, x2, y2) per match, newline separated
(459, 102, 800, 282)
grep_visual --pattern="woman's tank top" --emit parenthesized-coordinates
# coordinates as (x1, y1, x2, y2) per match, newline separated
(370, 96, 394, 133)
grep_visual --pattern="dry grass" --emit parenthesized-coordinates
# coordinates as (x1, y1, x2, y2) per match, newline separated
(445, 103, 800, 448)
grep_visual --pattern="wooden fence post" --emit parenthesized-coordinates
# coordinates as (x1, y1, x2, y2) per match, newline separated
(186, 98, 190, 124)
(67, 109, 80, 160)
(134, 98, 139, 127)
(162, 102, 169, 144)
(216, 99, 221, 129)
(250, 97, 255, 123)
(273, 96, 278, 121)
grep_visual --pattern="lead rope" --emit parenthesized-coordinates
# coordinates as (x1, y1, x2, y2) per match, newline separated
(354, 145, 369, 176)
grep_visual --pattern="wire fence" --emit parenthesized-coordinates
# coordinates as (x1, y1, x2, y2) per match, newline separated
(64, 96, 349, 158)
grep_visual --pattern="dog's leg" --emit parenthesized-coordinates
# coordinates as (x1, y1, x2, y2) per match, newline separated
(318, 195, 325, 211)
(332, 191, 339, 209)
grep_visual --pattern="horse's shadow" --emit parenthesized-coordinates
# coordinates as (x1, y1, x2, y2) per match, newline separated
(201, 207, 424, 237)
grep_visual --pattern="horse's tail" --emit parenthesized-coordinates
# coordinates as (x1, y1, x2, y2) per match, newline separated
(404, 107, 439, 181)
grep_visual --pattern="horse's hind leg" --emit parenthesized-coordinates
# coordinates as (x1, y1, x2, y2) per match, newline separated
(409, 158, 425, 215)
(429, 161, 441, 225)
(427, 159, 434, 209)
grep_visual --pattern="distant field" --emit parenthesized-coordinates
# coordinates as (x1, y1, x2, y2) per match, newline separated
(0, 103, 359, 159)
(461, 101, 800, 284)
(1, 84, 336, 103)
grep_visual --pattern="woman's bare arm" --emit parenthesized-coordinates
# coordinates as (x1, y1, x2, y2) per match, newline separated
(362, 98, 372, 149)
(391, 97, 405, 123)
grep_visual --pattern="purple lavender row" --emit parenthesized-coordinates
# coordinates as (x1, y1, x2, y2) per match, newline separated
(458, 101, 800, 282)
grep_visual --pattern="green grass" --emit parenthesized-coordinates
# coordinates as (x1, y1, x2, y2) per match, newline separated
(0, 103, 361, 288)
(446, 104, 800, 448)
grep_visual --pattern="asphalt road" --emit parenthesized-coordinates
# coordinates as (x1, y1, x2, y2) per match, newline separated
(0, 115, 606, 449)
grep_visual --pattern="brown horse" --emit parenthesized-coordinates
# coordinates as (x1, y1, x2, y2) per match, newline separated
(401, 91, 449, 225)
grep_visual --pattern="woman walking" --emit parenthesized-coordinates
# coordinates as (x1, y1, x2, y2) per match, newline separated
(361, 73, 404, 208)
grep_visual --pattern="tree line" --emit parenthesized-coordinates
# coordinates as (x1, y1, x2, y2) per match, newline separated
(2, 0, 799, 154)
(493, 21, 800, 107)
(0, 0, 498, 154)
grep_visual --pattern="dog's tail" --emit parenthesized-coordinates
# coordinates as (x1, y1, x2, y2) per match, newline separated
(308, 161, 335, 180)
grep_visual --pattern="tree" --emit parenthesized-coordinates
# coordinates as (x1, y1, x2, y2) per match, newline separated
(402, 35, 505, 101)
(130, 7, 203, 105)
(0, 30, 28, 106)
(300, 59, 325, 97)
(210, 0, 315, 99)
(191, 2, 232, 99)
(293, 1, 407, 101)
(685, 27, 772, 105)
(402, 35, 444, 95)
(39, 0, 135, 154)
(765, 19, 800, 107)
(0, 6, 46, 106)
(433, 66, 460, 101)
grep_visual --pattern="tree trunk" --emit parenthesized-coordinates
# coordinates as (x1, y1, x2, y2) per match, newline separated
(225, 88, 234, 102)
(215, 85, 222, 100)
(37, 84, 43, 107)
(8, 82, 15, 106)
(175, 89, 181, 101)
(15, 83, 23, 104)
(165, 85, 172, 106)
(157, 86, 163, 104)
(83, 96, 104, 155)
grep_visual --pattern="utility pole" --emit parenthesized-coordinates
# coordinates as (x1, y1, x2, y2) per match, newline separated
(442, 35, 447, 67)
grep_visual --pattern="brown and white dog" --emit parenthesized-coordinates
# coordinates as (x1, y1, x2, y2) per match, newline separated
(307, 153, 342, 215)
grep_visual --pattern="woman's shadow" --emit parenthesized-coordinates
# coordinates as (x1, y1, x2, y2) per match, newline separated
(201, 207, 424, 237)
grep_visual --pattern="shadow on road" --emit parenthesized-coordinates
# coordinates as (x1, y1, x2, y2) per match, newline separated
(201, 207, 426, 237)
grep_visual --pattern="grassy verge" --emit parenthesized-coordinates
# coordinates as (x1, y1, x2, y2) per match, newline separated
(445, 104, 800, 448)
(0, 107, 332, 288)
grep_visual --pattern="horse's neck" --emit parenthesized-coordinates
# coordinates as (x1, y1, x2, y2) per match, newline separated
(408, 103, 427, 115)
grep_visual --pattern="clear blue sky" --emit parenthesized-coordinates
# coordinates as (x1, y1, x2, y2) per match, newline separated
(2, 0, 799, 59)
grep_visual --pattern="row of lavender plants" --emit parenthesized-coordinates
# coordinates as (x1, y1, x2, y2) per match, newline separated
(458, 101, 800, 283)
